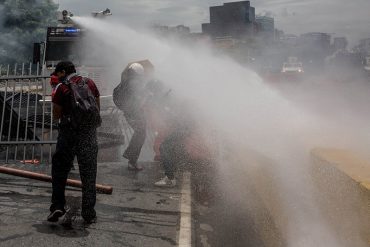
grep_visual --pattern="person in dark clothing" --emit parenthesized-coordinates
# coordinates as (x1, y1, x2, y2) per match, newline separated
(114, 63, 149, 171)
(151, 94, 212, 187)
(155, 130, 186, 187)
(123, 111, 146, 170)
(153, 111, 194, 187)
(47, 61, 100, 224)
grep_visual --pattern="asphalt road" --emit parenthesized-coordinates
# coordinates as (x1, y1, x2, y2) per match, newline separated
(0, 162, 183, 247)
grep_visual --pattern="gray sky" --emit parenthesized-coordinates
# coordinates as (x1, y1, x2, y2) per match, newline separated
(56, 0, 370, 45)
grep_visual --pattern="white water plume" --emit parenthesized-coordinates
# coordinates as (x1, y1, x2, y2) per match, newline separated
(73, 16, 368, 247)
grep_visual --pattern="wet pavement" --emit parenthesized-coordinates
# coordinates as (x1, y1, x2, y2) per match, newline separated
(191, 158, 285, 247)
(0, 162, 185, 247)
(2, 148, 366, 246)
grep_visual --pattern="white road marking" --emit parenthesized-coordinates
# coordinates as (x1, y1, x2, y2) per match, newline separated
(178, 171, 192, 247)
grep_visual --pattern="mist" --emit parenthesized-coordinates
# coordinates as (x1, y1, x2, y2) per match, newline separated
(73, 16, 368, 246)
(0, 0, 58, 64)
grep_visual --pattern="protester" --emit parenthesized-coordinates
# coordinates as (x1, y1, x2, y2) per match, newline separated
(47, 61, 101, 224)
(113, 61, 212, 186)
(150, 96, 212, 188)
(113, 62, 150, 171)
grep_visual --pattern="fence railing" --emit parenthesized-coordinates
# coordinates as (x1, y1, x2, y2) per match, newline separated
(0, 63, 156, 166)
(0, 63, 42, 77)
(0, 73, 55, 164)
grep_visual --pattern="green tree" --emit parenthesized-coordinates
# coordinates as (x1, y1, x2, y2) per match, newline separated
(0, 0, 58, 64)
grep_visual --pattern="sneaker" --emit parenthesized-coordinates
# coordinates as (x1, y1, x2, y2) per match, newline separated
(128, 162, 143, 171)
(154, 176, 176, 188)
(47, 209, 66, 222)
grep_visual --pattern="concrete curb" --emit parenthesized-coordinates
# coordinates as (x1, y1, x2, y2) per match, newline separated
(311, 148, 370, 245)
(311, 148, 370, 192)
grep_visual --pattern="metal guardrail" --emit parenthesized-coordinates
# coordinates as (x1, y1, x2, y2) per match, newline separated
(0, 63, 40, 78)
(0, 64, 55, 164)
(0, 63, 156, 166)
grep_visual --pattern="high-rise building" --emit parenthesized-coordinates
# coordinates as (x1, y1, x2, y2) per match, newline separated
(152, 24, 191, 36)
(358, 38, 370, 55)
(299, 32, 331, 50)
(256, 16, 275, 42)
(298, 32, 332, 69)
(280, 34, 298, 46)
(256, 16, 274, 32)
(202, 1, 256, 39)
(333, 37, 348, 51)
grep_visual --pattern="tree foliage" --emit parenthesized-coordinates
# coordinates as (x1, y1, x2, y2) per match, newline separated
(0, 0, 58, 64)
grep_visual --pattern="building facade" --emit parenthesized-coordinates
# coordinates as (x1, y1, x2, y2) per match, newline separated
(358, 38, 370, 56)
(152, 24, 191, 37)
(333, 37, 348, 51)
(202, 1, 256, 39)
(299, 32, 331, 50)
(256, 16, 274, 32)
(255, 16, 275, 42)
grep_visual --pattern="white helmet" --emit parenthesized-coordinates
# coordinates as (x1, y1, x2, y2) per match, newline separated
(128, 63, 145, 76)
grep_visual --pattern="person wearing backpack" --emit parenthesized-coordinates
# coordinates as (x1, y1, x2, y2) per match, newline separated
(113, 63, 149, 171)
(47, 61, 101, 224)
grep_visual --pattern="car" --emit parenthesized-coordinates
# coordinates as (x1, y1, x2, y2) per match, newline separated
(281, 62, 304, 73)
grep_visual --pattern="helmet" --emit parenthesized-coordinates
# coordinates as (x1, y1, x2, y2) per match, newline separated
(127, 63, 145, 76)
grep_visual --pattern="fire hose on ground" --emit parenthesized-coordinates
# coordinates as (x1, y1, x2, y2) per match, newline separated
(0, 166, 113, 195)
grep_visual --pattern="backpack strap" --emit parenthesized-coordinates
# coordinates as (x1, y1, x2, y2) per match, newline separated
(80, 77, 89, 85)
(64, 74, 86, 86)
(54, 82, 63, 92)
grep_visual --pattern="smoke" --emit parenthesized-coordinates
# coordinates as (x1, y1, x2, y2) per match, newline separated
(0, 1, 4, 23)
(0, 0, 58, 64)
(74, 16, 368, 246)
